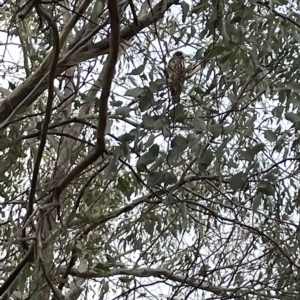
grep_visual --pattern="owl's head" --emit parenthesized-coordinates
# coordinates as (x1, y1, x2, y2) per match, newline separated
(174, 51, 185, 58)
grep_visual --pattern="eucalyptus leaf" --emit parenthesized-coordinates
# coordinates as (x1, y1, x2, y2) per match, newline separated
(115, 106, 130, 117)
(129, 65, 145, 75)
(181, 1, 189, 23)
(229, 172, 247, 192)
(137, 144, 159, 171)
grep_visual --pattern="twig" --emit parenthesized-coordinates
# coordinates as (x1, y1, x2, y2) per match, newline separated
(128, 0, 139, 26)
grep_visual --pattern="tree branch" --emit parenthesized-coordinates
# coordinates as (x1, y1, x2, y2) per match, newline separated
(26, 0, 61, 228)
(55, 0, 120, 195)
(0, 244, 34, 296)
(96, 0, 120, 153)
(0, 0, 179, 126)
(257, 1, 300, 30)
(61, 266, 233, 297)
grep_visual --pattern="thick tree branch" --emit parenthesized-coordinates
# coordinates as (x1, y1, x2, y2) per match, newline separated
(96, 0, 120, 153)
(55, 0, 120, 195)
(61, 267, 232, 297)
(49, 0, 179, 195)
(0, 1, 91, 128)
(0, 0, 179, 126)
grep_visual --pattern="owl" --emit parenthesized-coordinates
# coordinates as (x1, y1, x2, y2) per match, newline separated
(167, 51, 185, 103)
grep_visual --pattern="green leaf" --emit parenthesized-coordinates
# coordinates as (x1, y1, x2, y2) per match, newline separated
(124, 87, 144, 98)
(153, 118, 164, 130)
(149, 155, 164, 171)
(285, 112, 300, 123)
(171, 135, 188, 151)
(121, 141, 130, 160)
(195, 48, 203, 60)
(137, 144, 160, 171)
(117, 177, 133, 199)
(230, 16, 242, 23)
(257, 181, 275, 196)
(240, 144, 265, 161)
(105, 254, 116, 264)
(104, 157, 118, 179)
(228, 93, 238, 104)
(102, 281, 109, 293)
(129, 64, 145, 75)
(167, 135, 188, 162)
(198, 149, 214, 172)
(181, 1, 189, 23)
(149, 79, 165, 93)
(119, 277, 133, 283)
(194, 116, 206, 132)
(253, 193, 262, 211)
(178, 201, 188, 228)
(209, 123, 223, 137)
(147, 171, 164, 186)
(287, 82, 300, 94)
(128, 76, 138, 87)
(294, 31, 300, 43)
(162, 123, 171, 138)
(272, 106, 284, 118)
(216, 138, 229, 159)
(119, 131, 135, 143)
(227, 159, 238, 168)
(144, 134, 155, 148)
(163, 171, 177, 186)
(115, 107, 130, 117)
(264, 170, 277, 183)
(187, 132, 200, 153)
(264, 130, 277, 142)
(111, 100, 123, 107)
(229, 172, 247, 192)
(211, 45, 228, 56)
(91, 1, 104, 22)
(164, 194, 176, 206)
(290, 95, 300, 108)
(95, 263, 111, 271)
(223, 124, 235, 135)
(219, 52, 232, 64)
(139, 87, 154, 112)
(142, 114, 155, 129)
(170, 103, 185, 121)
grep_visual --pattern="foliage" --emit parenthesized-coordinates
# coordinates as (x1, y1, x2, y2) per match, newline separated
(0, 0, 300, 299)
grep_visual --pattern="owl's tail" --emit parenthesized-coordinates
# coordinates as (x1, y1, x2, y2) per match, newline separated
(170, 84, 181, 104)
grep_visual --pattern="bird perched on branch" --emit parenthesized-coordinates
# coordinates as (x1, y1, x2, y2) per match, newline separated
(167, 51, 185, 103)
